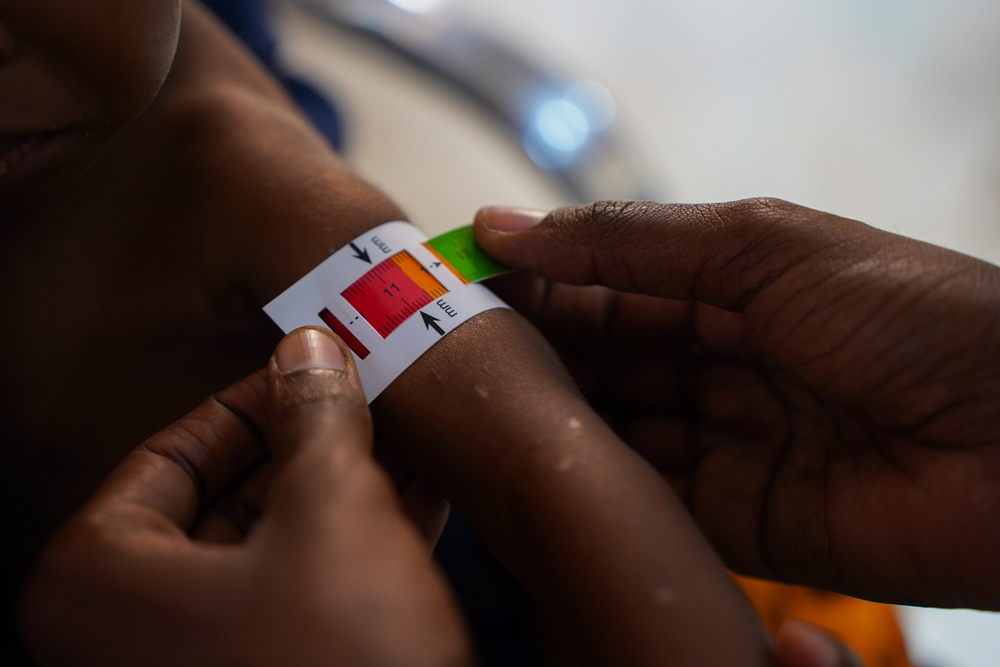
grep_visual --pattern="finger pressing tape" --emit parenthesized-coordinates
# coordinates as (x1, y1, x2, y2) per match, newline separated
(264, 222, 510, 402)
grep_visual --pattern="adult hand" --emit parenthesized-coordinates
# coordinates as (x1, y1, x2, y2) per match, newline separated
(475, 198, 1000, 609)
(18, 328, 471, 667)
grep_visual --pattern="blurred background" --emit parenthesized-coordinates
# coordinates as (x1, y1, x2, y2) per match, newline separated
(267, 0, 1000, 664)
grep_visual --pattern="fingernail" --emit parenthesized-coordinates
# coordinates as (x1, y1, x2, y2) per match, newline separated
(275, 328, 345, 374)
(478, 206, 547, 231)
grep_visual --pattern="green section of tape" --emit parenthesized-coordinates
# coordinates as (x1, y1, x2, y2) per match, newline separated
(425, 225, 510, 283)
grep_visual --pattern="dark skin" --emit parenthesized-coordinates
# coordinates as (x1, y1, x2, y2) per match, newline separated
(3, 2, 770, 665)
(19, 327, 857, 667)
(18, 328, 473, 667)
(475, 198, 1000, 610)
(1, 0, 392, 607)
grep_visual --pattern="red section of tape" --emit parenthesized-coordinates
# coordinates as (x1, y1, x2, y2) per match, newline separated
(341, 251, 447, 338)
(318, 308, 370, 360)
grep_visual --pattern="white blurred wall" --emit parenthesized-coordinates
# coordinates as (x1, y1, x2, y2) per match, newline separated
(451, 0, 1000, 263)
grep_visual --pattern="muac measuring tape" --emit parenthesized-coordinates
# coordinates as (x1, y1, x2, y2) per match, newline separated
(264, 222, 510, 401)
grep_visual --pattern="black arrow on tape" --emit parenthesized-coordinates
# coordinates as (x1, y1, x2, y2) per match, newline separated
(421, 311, 444, 336)
(349, 242, 371, 264)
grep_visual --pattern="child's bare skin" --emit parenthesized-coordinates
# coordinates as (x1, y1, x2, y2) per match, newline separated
(19, 328, 856, 667)
(1, 0, 402, 592)
(2, 2, 768, 664)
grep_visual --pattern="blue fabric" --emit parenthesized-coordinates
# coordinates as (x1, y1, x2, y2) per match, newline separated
(201, 0, 345, 150)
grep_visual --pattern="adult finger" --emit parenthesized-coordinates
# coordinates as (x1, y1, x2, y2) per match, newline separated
(191, 461, 274, 543)
(18, 372, 269, 665)
(82, 370, 269, 534)
(373, 446, 449, 548)
(775, 620, 863, 667)
(262, 327, 411, 549)
(475, 199, 876, 312)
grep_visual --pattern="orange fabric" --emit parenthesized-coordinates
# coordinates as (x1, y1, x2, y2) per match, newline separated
(735, 575, 912, 667)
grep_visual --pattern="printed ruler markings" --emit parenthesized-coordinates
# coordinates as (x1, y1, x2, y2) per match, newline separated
(342, 250, 448, 338)
(423, 242, 469, 285)
(391, 251, 448, 297)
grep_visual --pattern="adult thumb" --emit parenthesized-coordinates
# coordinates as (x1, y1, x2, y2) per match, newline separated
(263, 327, 389, 547)
(475, 199, 872, 311)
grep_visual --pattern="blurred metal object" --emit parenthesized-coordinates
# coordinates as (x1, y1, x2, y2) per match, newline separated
(284, 0, 656, 202)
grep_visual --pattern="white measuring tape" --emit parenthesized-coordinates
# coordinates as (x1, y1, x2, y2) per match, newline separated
(264, 221, 510, 402)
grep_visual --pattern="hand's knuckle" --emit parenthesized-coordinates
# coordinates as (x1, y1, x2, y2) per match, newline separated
(274, 371, 365, 413)
(586, 199, 644, 224)
(744, 196, 797, 216)
(552, 200, 655, 241)
(343, 456, 396, 501)
(548, 201, 664, 283)
(141, 423, 215, 502)
(703, 197, 792, 229)
(684, 199, 828, 307)
(742, 196, 799, 220)
(278, 391, 364, 424)
(211, 370, 268, 426)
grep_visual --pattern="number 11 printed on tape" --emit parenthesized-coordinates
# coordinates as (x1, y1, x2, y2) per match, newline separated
(264, 222, 511, 402)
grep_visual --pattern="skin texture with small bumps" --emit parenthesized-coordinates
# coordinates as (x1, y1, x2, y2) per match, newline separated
(3, 2, 770, 665)
(18, 327, 862, 667)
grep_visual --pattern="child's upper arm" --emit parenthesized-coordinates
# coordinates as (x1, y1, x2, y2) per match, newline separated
(195, 98, 769, 665)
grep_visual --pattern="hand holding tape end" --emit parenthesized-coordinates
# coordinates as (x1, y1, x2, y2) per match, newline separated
(264, 222, 511, 402)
